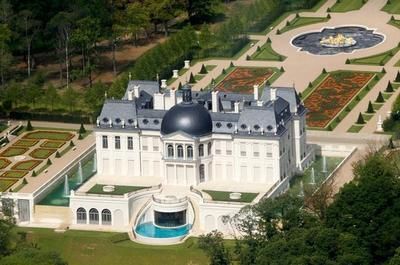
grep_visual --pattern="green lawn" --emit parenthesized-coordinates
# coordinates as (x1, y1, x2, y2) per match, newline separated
(87, 185, 149, 195)
(0, 158, 11, 169)
(1, 170, 28, 179)
(194, 74, 204, 82)
(23, 130, 74, 141)
(13, 139, 39, 147)
(0, 122, 7, 133)
(382, 0, 400, 14)
(251, 42, 286, 61)
(389, 18, 400, 30)
(17, 228, 208, 265)
(205, 65, 217, 72)
(0, 146, 28, 157)
(0, 179, 17, 191)
(203, 190, 258, 203)
(29, 148, 56, 159)
(347, 125, 363, 133)
(348, 46, 400, 66)
(280, 16, 329, 34)
(330, 0, 367, 12)
(11, 160, 41, 171)
(40, 140, 65, 149)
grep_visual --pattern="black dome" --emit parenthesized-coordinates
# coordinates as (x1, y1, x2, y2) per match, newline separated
(161, 102, 212, 137)
(161, 86, 213, 138)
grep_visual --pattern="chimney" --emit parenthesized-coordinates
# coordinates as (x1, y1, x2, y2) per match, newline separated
(171, 89, 176, 105)
(127, 90, 134, 101)
(212, 91, 219, 113)
(234, 101, 240, 113)
(270, 87, 277, 101)
(134, 85, 140, 98)
(253, 84, 259, 101)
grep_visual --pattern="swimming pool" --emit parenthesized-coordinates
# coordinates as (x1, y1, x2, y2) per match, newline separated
(135, 222, 191, 238)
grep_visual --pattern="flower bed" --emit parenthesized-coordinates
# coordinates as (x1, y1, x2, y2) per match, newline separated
(0, 179, 18, 191)
(304, 71, 374, 128)
(11, 160, 42, 171)
(29, 148, 56, 159)
(0, 158, 11, 169)
(0, 147, 28, 157)
(216, 67, 275, 94)
(1, 170, 28, 179)
(13, 139, 39, 147)
(23, 131, 74, 141)
(40, 140, 65, 149)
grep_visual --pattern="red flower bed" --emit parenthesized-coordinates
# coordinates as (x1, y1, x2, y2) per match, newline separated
(304, 71, 374, 128)
(216, 67, 274, 94)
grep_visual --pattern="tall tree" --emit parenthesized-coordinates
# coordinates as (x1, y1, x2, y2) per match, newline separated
(0, 23, 11, 87)
(125, 2, 150, 46)
(145, 0, 183, 36)
(185, 0, 220, 24)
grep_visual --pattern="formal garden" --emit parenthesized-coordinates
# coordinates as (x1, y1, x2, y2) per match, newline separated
(0, 128, 79, 192)
(279, 14, 329, 34)
(250, 41, 286, 61)
(303, 70, 380, 129)
(202, 190, 259, 203)
(347, 45, 400, 66)
(215, 67, 280, 94)
(329, 0, 367, 12)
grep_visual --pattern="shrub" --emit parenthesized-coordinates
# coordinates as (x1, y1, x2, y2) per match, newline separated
(256, 46, 261, 52)
(267, 37, 271, 43)
(199, 64, 207, 74)
(308, 82, 313, 88)
(246, 55, 251, 60)
(78, 133, 83, 140)
(70, 141, 75, 147)
(366, 101, 374, 113)
(178, 82, 182, 90)
(47, 159, 52, 165)
(229, 61, 234, 67)
(322, 68, 327, 74)
(356, 113, 365, 124)
(388, 138, 395, 149)
(327, 14, 331, 19)
(376, 92, 385, 103)
(55, 151, 61, 158)
(26, 120, 33, 131)
(295, 13, 300, 18)
(276, 29, 281, 35)
(22, 178, 28, 184)
(298, 92, 302, 98)
(189, 72, 196, 83)
(382, 68, 386, 74)
(327, 7, 331, 12)
(386, 81, 394, 93)
(286, 20, 290, 26)
(32, 171, 37, 177)
(345, 106, 351, 112)
(355, 95, 360, 101)
(222, 68, 226, 74)
(395, 71, 400, 82)
(280, 66, 285, 72)
(345, 58, 350, 64)
(79, 123, 86, 134)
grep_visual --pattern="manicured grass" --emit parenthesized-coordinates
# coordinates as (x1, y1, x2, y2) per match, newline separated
(382, 0, 400, 14)
(13, 139, 39, 147)
(23, 130, 74, 141)
(348, 46, 400, 66)
(0, 158, 11, 169)
(194, 74, 204, 82)
(205, 65, 216, 71)
(87, 185, 149, 195)
(0, 179, 17, 191)
(1, 170, 28, 179)
(0, 146, 28, 157)
(251, 42, 286, 61)
(373, 103, 384, 110)
(389, 18, 400, 30)
(347, 125, 363, 133)
(40, 140, 65, 149)
(330, 0, 367, 12)
(11, 160, 42, 171)
(203, 190, 258, 203)
(29, 148, 56, 159)
(0, 122, 7, 133)
(280, 16, 329, 34)
(17, 228, 208, 265)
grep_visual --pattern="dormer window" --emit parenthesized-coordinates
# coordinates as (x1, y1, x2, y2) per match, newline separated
(102, 117, 109, 123)
(128, 119, 134, 124)
(216, 122, 222, 128)
(241, 124, 247, 130)
(267, 125, 273, 131)
(143, 119, 149, 124)
(115, 118, 121, 123)
(153, 119, 159, 125)
(227, 123, 233, 128)
(254, 125, 260, 131)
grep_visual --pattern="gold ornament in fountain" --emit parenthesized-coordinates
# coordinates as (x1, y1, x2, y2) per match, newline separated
(320, 33, 357, 48)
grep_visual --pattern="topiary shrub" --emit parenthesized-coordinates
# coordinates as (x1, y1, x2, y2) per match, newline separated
(70, 141, 75, 147)
(32, 171, 37, 177)
(79, 122, 86, 134)
(327, 14, 331, 19)
(308, 82, 313, 88)
(382, 68, 386, 74)
(230, 61, 234, 67)
(356, 113, 365, 124)
(376, 92, 385, 103)
(267, 37, 271, 43)
(78, 133, 83, 140)
(280, 66, 285, 72)
(199, 64, 207, 74)
(256, 46, 261, 52)
(178, 82, 182, 90)
(22, 178, 28, 184)
(26, 120, 33, 131)
(366, 101, 374, 113)
(47, 159, 52, 165)
(189, 72, 196, 83)
(55, 151, 61, 158)
(386, 81, 394, 92)
(345, 58, 350, 64)
(395, 71, 400, 82)
(246, 55, 251, 60)
(276, 29, 281, 35)
(322, 68, 327, 74)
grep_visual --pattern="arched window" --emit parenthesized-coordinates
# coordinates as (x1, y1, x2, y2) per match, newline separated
(207, 142, 212, 155)
(89, 208, 99, 224)
(177, 145, 184, 158)
(199, 164, 205, 182)
(199, 144, 204, 157)
(167, 144, 174, 158)
(77, 208, 87, 224)
(187, 146, 193, 159)
(102, 209, 112, 225)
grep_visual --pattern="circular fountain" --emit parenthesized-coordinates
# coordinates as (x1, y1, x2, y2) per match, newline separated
(291, 26, 384, 55)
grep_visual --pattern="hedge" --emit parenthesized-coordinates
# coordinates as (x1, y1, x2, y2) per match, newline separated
(9, 111, 91, 124)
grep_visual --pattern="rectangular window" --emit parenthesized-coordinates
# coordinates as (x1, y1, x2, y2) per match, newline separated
(127, 137, 133, 150)
(153, 137, 159, 151)
(240, 143, 246, 156)
(253, 143, 259, 157)
(215, 141, 221, 155)
(226, 142, 232, 155)
(102, 135, 108, 149)
(142, 137, 148, 151)
(265, 144, 272, 158)
(115, 136, 121, 149)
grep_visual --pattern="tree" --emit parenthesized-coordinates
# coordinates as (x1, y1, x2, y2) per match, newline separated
(125, 2, 150, 46)
(0, 23, 11, 87)
(366, 101, 374, 113)
(185, 0, 220, 24)
(26, 120, 33, 131)
(356, 112, 365, 124)
(198, 231, 231, 265)
(79, 122, 86, 134)
(0, 247, 67, 265)
(83, 82, 107, 113)
(145, 0, 183, 36)
(44, 84, 60, 112)
(62, 87, 79, 112)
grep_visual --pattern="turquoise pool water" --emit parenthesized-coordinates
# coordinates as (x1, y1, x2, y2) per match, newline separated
(135, 222, 191, 238)
(37, 158, 95, 207)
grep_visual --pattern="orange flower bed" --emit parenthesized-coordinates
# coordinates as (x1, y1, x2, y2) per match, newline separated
(216, 67, 274, 94)
(305, 71, 374, 128)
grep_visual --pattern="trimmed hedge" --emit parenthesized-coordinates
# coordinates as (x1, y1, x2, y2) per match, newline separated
(9, 111, 91, 124)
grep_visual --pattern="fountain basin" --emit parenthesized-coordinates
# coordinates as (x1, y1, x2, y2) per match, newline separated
(134, 222, 191, 244)
(229, 192, 242, 200)
(102, 185, 115, 193)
